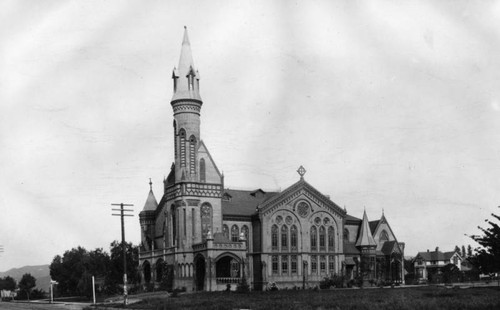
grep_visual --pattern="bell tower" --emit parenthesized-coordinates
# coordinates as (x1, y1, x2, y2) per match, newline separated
(171, 26, 202, 182)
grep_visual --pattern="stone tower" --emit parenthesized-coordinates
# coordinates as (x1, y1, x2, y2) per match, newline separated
(171, 26, 202, 183)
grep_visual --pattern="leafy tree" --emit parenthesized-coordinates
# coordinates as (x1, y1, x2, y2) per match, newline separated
(462, 245, 466, 258)
(106, 241, 140, 293)
(469, 207, 500, 275)
(0, 276, 17, 290)
(467, 244, 473, 257)
(18, 273, 36, 300)
(454, 245, 460, 254)
(50, 246, 110, 297)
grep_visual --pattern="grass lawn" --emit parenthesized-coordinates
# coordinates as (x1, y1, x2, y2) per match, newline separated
(95, 286, 500, 310)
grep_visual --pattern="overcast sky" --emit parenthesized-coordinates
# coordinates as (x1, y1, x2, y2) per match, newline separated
(1, 0, 499, 272)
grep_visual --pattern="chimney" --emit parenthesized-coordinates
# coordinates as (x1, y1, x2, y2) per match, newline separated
(435, 247, 439, 252)
(427, 249, 429, 252)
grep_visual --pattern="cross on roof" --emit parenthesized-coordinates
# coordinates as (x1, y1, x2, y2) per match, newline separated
(297, 165, 306, 179)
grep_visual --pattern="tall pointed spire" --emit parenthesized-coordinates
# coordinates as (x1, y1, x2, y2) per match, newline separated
(172, 26, 202, 102)
(142, 179, 158, 211)
(355, 209, 377, 247)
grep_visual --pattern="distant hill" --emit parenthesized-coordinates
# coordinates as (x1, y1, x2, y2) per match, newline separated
(0, 265, 51, 292)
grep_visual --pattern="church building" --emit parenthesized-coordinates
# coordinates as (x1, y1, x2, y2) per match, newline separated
(138, 28, 405, 291)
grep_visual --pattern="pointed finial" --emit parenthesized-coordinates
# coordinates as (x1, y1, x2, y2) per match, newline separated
(149, 178, 153, 191)
(297, 165, 306, 179)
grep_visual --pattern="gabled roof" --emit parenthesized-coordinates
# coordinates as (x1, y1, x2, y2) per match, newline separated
(345, 214, 361, 224)
(257, 178, 346, 217)
(416, 250, 460, 261)
(142, 189, 158, 212)
(355, 210, 377, 247)
(222, 189, 279, 217)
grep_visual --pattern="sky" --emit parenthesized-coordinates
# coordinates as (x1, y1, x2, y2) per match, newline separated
(1, 0, 500, 272)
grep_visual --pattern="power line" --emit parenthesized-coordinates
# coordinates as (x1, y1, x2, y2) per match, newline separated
(111, 203, 133, 306)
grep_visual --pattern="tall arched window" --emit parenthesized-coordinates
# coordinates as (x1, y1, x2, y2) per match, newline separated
(281, 225, 288, 251)
(343, 229, 349, 242)
(189, 135, 197, 174)
(290, 225, 298, 251)
(200, 203, 212, 240)
(328, 226, 335, 251)
(179, 129, 186, 167)
(379, 230, 389, 242)
(199, 158, 206, 182)
(222, 224, 229, 239)
(173, 120, 177, 157)
(171, 205, 176, 246)
(241, 225, 249, 240)
(319, 226, 326, 251)
(311, 226, 318, 251)
(231, 225, 239, 242)
(271, 225, 278, 251)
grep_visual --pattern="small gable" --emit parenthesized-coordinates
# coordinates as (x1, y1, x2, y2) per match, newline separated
(197, 140, 222, 184)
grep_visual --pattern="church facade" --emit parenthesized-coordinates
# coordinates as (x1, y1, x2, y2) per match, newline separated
(138, 28, 405, 291)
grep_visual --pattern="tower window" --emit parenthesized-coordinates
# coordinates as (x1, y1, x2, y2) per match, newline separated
(189, 135, 196, 175)
(179, 129, 186, 167)
(173, 120, 177, 158)
(200, 158, 206, 182)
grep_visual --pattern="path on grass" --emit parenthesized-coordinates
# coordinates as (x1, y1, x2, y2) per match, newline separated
(0, 301, 91, 310)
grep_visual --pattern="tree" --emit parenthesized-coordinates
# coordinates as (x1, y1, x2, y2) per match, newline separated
(454, 245, 460, 254)
(106, 241, 140, 293)
(50, 246, 110, 297)
(469, 207, 500, 275)
(18, 273, 36, 300)
(0, 276, 17, 291)
(467, 244, 473, 257)
(462, 245, 466, 258)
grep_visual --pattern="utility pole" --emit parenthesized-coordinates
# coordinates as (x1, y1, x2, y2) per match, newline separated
(112, 203, 133, 306)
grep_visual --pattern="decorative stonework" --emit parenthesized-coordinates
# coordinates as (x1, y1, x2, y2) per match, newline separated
(297, 201, 310, 218)
(166, 182, 222, 200)
(172, 102, 202, 115)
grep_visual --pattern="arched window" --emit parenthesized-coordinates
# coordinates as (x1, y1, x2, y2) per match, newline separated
(328, 226, 335, 251)
(199, 158, 206, 182)
(241, 225, 249, 240)
(271, 225, 278, 251)
(173, 120, 177, 157)
(171, 205, 176, 246)
(290, 225, 298, 251)
(179, 129, 186, 167)
(281, 225, 288, 251)
(200, 203, 212, 240)
(189, 135, 197, 174)
(319, 226, 326, 251)
(311, 226, 317, 251)
(379, 230, 389, 242)
(222, 224, 229, 239)
(231, 225, 239, 242)
(343, 229, 349, 242)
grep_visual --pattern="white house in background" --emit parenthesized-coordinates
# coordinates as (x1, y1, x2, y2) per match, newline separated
(414, 247, 462, 281)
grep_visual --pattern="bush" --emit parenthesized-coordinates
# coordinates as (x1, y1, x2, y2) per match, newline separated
(236, 276, 250, 293)
(319, 274, 346, 289)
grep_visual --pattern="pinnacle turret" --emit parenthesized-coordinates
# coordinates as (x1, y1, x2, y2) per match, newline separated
(171, 26, 202, 102)
(355, 209, 377, 247)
